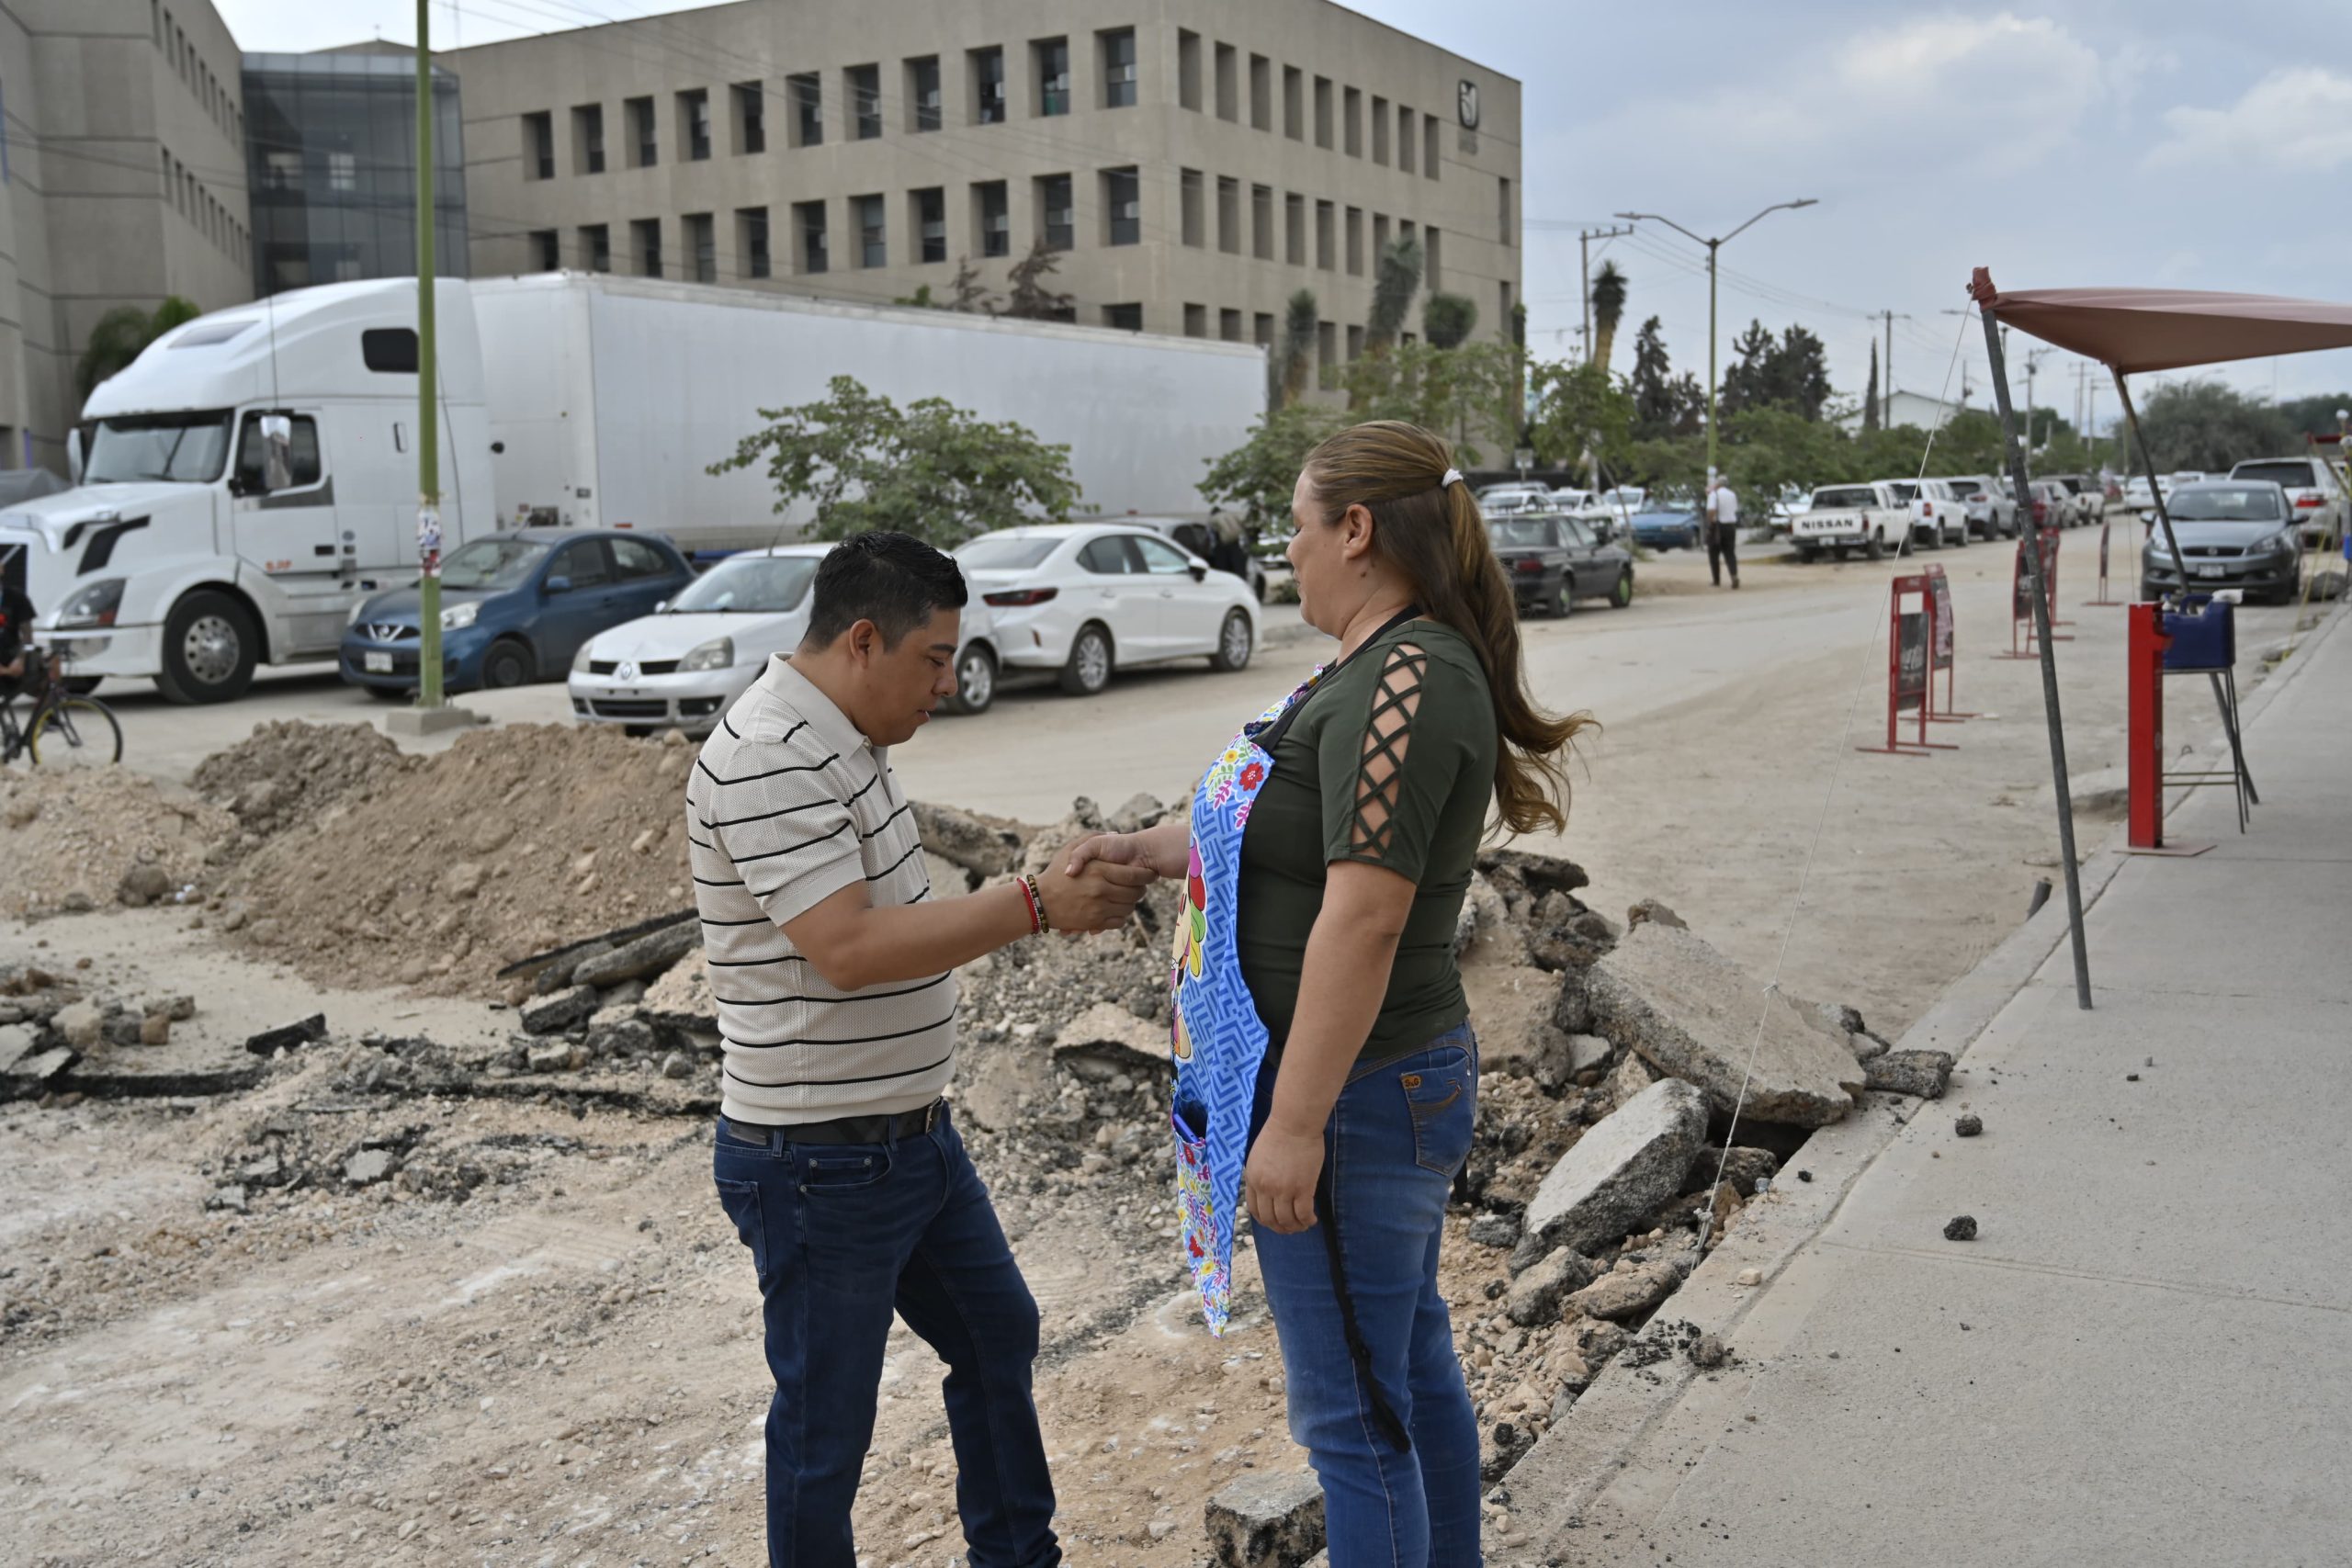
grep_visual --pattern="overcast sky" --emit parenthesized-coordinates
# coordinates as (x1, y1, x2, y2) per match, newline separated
(218, 0, 2352, 435)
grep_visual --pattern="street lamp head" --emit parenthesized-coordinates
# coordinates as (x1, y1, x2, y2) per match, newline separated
(1789, 198, 1819, 209)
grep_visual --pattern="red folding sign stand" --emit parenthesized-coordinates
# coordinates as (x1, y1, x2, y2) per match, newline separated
(1996, 530, 2072, 658)
(1923, 564, 1976, 725)
(2083, 514, 2124, 605)
(1859, 575, 1956, 756)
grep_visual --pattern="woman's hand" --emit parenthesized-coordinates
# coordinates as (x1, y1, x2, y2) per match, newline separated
(1244, 1121, 1325, 1235)
(1062, 819, 1189, 881)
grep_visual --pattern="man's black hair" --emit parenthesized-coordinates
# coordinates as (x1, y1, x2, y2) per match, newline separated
(802, 531, 970, 649)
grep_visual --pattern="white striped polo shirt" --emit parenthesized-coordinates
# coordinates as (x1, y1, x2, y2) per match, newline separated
(685, 656, 956, 1124)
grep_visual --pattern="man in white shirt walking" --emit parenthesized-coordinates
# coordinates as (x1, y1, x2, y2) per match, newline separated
(1705, 476, 1742, 589)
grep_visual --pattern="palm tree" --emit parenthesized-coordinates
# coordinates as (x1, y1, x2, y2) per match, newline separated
(1365, 236, 1425, 354)
(77, 296, 201, 401)
(1421, 293, 1477, 350)
(1590, 262, 1628, 373)
(1279, 288, 1319, 407)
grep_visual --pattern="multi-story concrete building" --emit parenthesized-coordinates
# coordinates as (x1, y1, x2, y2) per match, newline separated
(448, 0, 1520, 384)
(0, 0, 254, 474)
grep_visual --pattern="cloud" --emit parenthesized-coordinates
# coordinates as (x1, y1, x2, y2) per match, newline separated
(2145, 68, 2352, 173)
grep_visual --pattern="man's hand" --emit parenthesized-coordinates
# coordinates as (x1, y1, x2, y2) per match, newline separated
(1035, 858, 1154, 933)
(1061, 819, 1190, 881)
(1244, 1121, 1324, 1234)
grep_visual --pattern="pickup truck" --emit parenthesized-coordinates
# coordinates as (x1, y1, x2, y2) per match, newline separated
(1882, 478, 1971, 550)
(1790, 482, 1908, 561)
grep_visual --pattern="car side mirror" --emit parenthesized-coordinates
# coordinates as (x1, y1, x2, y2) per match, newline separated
(1188, 562, 1207, 582)
(654, 599, 669, 614)
(545, 575, 572, 595)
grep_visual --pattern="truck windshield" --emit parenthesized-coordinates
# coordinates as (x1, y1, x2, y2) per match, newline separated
(441, 536, 550, 590)
(669, 554, 819, 613)
(1811, 488, 1876, 508)
(84, 411, 233, 484)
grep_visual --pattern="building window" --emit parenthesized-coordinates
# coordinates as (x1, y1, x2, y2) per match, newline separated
(788, 73, 822, 146)
(1214, 43, 1237, 122)
(1498, 176, 1512, 244)
(1254, 311, 1274, 351)
(1372, 96, 1389, 164)
(581, 223, 610, 272)
(1251, 184, 1273, 261)
(1100, 29, 1137, 108)
(970, 48, 1005, 125)
(1425, 115, 1440, 179)
(632, 217, 662, 276)
(627, 96, 656, 166)
(1249, 55, 1271, 131)
(1216, 176, 1239, 255)
(1500, 280, 1513, 341)
(531, 229, 559, 270)
(1035, 173, 1073, 251)
(1220, 308, 1243, 343)
(1313, 77, 1333, 149)
(848, 65, 881, 139)
(1179, 169, 1204, 248)
(853, 194, 886, 267)
(1184, 303, 1207, 339)
(910, 187, 947, 263)
(680, 89, 711, 160)
(973, 181, 1010, 256)
(1425, 227, 1442, 288)
(1397, 105, 1416, 174)
(1177, 30, 1201, 112)
(1316, 199, 1335, 270)
(1345, 207, 1363, 275)
(1346, 87, 1365, 157)
(262, 149, 299, 190)
(1102, 168, 1141, 246)
(739, 206, 771, 277)
(734, 83, 765, 153)
(1317, 321, 1339, 388)
(1034, 38, 1069, 117)
(796, 199, 828, 273)
(907, 56, 942, 131)
(1283, 66, 1304, 140)
(524, 112, 554, 179)
(1104, 303, 1143, 333)
(326, 152, 356, 192)
(685, 212, 716, 281)
(1348, 323, 1365, 361)
(1374, 212, 1390, 260)
(1284, 193, 1306, 266)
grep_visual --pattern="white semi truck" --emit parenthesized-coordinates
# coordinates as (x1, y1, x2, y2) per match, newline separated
(0, 273, 1264, 703)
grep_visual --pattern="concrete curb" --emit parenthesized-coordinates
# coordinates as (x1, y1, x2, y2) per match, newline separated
(1491, 597, 2344, 1561)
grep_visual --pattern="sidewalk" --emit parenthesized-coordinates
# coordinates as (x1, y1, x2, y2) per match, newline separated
(1529, 601, 2352, 1566)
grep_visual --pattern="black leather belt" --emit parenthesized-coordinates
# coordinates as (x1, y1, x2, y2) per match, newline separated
(724, 1100, 944, 1147)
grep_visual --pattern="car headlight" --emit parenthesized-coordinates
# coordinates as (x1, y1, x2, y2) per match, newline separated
(572, 639, 596, 673)
(679, 636, 733, 673)
(56, 578, 124, 630)
(2267, 530, 2299, 556)
(441, 601, 479, 631)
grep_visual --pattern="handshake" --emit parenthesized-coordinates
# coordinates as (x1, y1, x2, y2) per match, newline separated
(1031, 824, 1192, 935)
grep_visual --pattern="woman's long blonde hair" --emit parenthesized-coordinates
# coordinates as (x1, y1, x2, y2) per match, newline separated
(1304, 419, 1594, 836)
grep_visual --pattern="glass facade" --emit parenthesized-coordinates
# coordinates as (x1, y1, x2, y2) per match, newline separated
(243, 51, 469, 298)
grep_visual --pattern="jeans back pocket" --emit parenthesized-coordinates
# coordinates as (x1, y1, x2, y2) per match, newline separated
(715, 1176, 770, 1280)
(1402, 1047, 1477, 1177)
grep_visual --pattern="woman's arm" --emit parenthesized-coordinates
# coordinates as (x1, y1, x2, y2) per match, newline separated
(1060, 818, 1191, 881)
(1243, 858, 1418, 1234)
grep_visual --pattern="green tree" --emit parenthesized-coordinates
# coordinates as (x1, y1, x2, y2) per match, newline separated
(76, 295, 201, 401)
(1589, 261, 1628, 373)
(1628, 316, 1704, 441)
(1197, 402, 1345, 525)
(2277, 392, 2352, 438)
(1422, 292, 1477, 350)
(708, 374, 1081, 548)
(1338, 340, 1525, 466)
(1525, 359, 1634, 475)
(1278, 288, 1320, 408)
(2124, 380, 2294, 472)
(1001, 242, 1075, 321)
(1364, 236, 1424, 355)
(1861, 342, 1881, 434)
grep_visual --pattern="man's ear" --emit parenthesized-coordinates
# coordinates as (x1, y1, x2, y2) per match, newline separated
(844, 618, 880, 666)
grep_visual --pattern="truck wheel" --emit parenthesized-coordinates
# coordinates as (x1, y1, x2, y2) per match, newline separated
(1796, 545, 1819, 563)
(1608, 569, 1634, 608)
(1864, 532, 1884, 562)
(481, 638, 534, 689)
(1951, 524, 1969, 549)
(1058, 624, 1114, 696)
(1209, 610, 1254, 671)
(945, 643, 997, 714)
(155, 590, 257, 705)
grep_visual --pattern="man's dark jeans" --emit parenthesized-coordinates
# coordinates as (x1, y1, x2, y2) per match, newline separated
(1707, 521, 1740, 586)
(713, 1106, 1061, 1568)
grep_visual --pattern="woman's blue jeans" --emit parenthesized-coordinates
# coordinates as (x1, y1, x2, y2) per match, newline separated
(1250, 1023, 1482, 1568)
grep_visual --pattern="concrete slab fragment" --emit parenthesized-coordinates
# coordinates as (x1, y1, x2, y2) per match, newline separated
(1521, 1077, 1709, 1258)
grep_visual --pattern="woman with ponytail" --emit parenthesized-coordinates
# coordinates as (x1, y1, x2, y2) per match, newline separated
(1066, 420, 1589, 1565)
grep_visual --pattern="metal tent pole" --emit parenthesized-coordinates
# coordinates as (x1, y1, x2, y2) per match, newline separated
(1982, 311, 2093, 1010)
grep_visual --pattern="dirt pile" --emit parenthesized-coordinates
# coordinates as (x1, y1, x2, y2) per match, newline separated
(214, 723, 697, 994)
(0, 769, 234, 917)
(191, 718, 414, 840)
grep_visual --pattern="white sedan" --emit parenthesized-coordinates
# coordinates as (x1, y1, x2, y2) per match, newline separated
(955, 523, 1261, 696)
(569, 543, 1004, 731)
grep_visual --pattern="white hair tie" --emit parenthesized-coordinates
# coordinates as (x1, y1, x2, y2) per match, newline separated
(1442, 468, 1463, 488)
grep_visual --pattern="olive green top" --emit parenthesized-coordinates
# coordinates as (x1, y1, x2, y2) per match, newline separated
(1237, 615, 1498, 1065)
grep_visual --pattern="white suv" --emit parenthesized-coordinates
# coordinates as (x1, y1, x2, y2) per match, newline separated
(2228, 457, 2346, 548)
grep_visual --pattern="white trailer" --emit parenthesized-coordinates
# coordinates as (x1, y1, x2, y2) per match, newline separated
(0, 274, 1264, 703)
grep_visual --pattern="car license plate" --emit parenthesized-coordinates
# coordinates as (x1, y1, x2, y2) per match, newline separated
(364, 651, 393, 672)
(2193, 564, 2228, 579)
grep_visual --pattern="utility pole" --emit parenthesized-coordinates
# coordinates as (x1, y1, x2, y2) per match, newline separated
(1616, 199, 1817, 488)
(2024, 345, 2052, 464)
(1577, 224, 1633, 367)
(1871, 310, 1910, 428)
(413, 0, 445, 713)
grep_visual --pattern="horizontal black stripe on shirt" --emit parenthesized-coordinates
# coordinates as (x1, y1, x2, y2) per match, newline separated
(697, 748, 841, 788)
(693, 874, 746, 888)
(864, 841, 923, 883)
(860, 802, 914, 841)
(704, 951, 813, 967)
(700, 913, 778, 929)
(724, 1050, 955, 1091)
(723, 1006, 958, 1052)
(696, 770, 879, 830)
(687, 833, 716, 852)
(712, 972, 951, 1009)
(729, 818, 853, 866)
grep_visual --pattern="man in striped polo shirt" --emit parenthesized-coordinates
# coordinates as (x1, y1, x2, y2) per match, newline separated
(693, 532, 1151, 1568)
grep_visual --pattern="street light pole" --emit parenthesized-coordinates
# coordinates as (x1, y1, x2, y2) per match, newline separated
(413, 0, 444, 711)
(1616, 199, 1817, 490)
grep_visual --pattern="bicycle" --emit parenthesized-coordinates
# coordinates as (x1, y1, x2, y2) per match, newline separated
(0, 649, 123, 769)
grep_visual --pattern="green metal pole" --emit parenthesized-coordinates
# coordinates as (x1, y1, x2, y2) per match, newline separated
(1704, 239, 1719, 491)
(414, 0, 445, 710)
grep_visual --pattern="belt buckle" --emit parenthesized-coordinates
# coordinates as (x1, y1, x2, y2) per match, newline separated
(922, 1100, 943, 1134)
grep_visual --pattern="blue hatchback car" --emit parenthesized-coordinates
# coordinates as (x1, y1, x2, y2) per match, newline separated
(1628, 508, 1701, 551)
(340, 528, 692, 694)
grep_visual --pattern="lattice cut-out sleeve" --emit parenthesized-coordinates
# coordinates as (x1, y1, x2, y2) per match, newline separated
(1318, 640, 1472, 881)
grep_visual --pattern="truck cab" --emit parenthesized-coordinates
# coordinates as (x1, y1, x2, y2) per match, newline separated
(0, 279, 491, 703)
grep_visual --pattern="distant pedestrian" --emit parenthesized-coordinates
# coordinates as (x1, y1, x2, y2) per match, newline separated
(1705, 477, 1741, 589)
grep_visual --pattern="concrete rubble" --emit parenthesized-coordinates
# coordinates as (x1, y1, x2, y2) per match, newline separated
(1204, 1471, 1326, 1568)
(1516, 1078, 1710, 1260)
